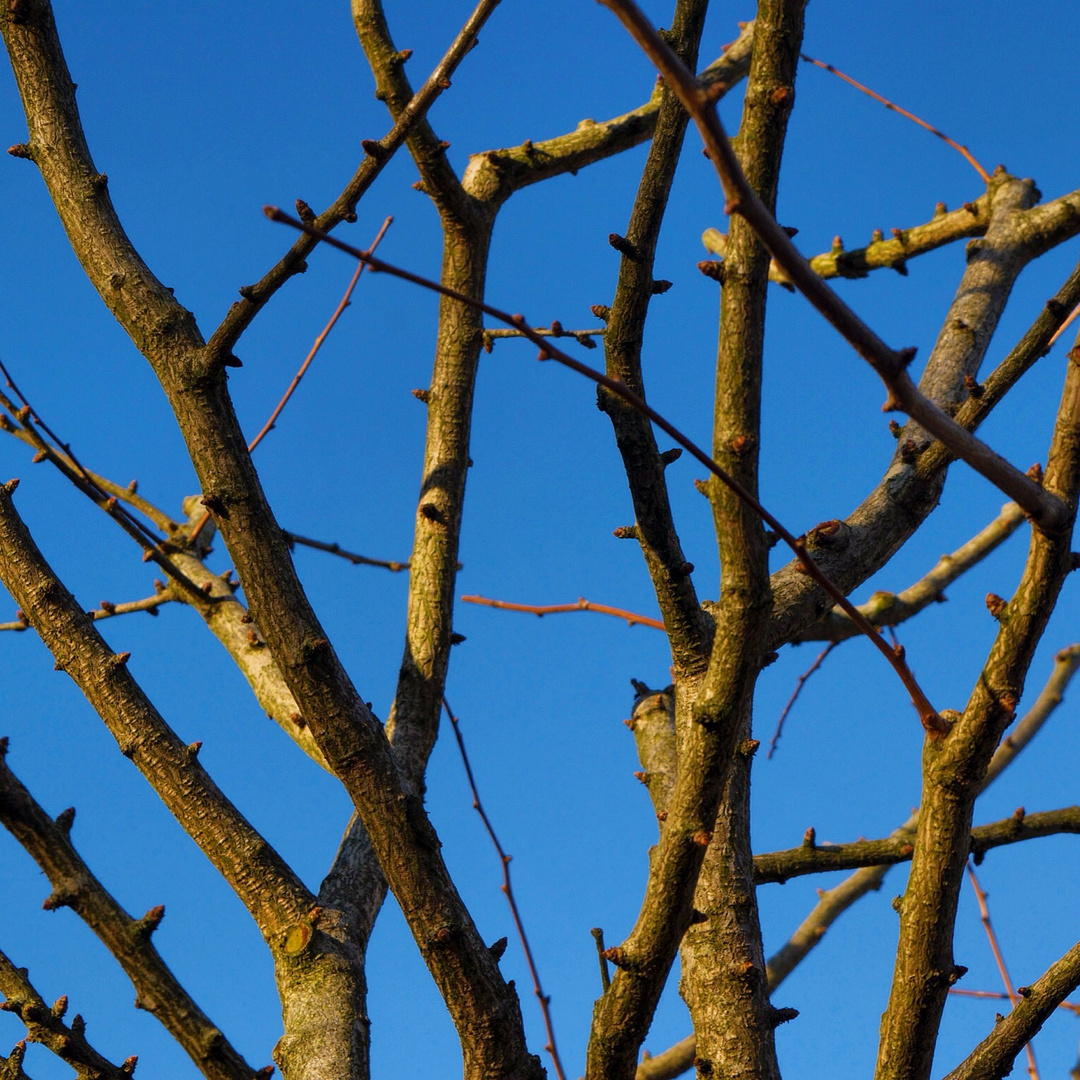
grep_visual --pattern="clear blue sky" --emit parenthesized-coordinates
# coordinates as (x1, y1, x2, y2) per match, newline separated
(1, 3, 1078, 1078)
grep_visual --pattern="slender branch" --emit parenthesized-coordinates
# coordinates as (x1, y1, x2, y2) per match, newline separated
(0, 743, 264, 1080)
(796, 501, 1026, 643)
(967, 866, 1040, 1080)
(949, 988, 1080, 1016)
(766, 642, 837, 758)
(799, 54, 990, 182)
(597, 0, 1070, 531)
(0, 589, 174, 632)
(0, 946, 137, 1079)
(462, 21, 755, 205)
(443, 697, 566, 1080)
(0, 366, 207, 600)
(284, 531, 409, 572)
(0, 481, 314, 938)
(0, 414, 177, 533)
(942, 941, 1080, 1080)
(482, 327, 603, 350)
(460, 594, 663, 630)
(703, 192, 994, 285)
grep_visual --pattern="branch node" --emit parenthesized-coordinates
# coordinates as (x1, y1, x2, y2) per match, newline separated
(590, 304, 611, 322)
(608, 233, 640, 260)
(985, 593, 1007, 620)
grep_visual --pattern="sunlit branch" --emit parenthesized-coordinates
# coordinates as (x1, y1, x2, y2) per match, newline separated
(597, 0, 1069, 533)
(266, 207, 946, 734)
(703, 191, 993, 286)
(442, 697, 566, 1080)
(461, 594, 663, 630)
(796, 501, 1026, 643)
(799, 54, 990, 182)
(0, 588, 174, 632)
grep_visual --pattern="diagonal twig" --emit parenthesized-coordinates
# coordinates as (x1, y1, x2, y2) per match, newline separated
(442, 696, 566, 1080)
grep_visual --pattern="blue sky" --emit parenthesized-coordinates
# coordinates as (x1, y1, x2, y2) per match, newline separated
(1, 3, 1078, 1078)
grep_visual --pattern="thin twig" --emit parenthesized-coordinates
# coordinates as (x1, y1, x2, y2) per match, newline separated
(441, 696, 566, 1080)
(460, 594, 663, 629)
(0, 589, 174, 632)
(266, 207, 946, 733)
(483, 327, 604, 352)
(967, 865, 1040, 1080)
(284, 531, 409, 572)
(800, 54, 991, 183)
(248, 216, 393, 453)
(949, 988, 1080, 1016)
(766, 641, 837, 759)
(1047, 300, 1080, 349)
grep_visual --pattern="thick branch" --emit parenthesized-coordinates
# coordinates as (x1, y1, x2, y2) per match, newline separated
(0, 746, 262, 1080)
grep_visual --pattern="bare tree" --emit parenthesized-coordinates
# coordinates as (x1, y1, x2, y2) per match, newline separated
(1, 3, 1078, 1080)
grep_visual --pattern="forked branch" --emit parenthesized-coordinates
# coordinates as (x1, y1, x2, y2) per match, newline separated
(597, 0, 1069, 532)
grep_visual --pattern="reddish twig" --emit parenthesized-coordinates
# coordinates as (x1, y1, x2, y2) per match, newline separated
(283, 531, 409, 572)
(800, 54, 991, 184)
(266, 206, 946, 734)
(442, 696, 567, 1080)
(460, 594, 663, 630)
(248, 215, 393, 453)
(949, 988, 1080, 1016)
(1047, 300, 1080, 349)
(766, 641, 837, 759)
(967, 864, 1041, 1080)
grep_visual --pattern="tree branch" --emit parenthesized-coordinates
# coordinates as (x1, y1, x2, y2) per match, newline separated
(203, 0, 502, 363)
(795, 501, 1025, 643)
(0, 744, 263, 1080)
(942, 941, 1080, 1080)
(0, 947, 137, 1080)
(702, 190, 993, 286)
(461, 21, 755, 205)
